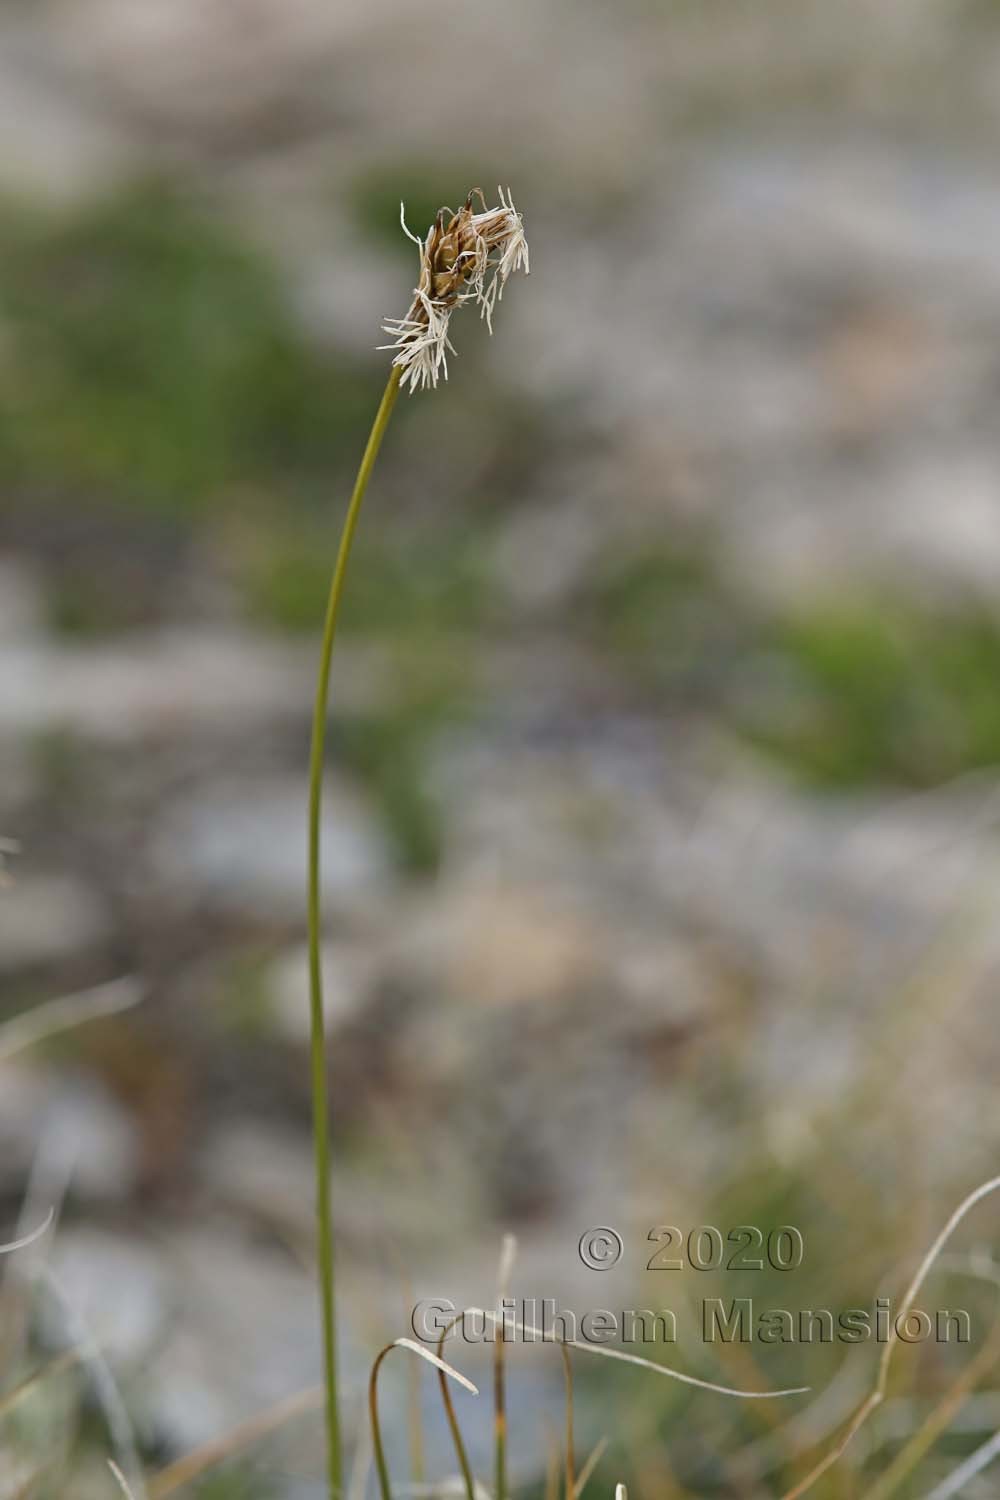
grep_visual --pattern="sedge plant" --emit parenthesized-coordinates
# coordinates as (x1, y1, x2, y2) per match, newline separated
(306, 187, 529, 1499)
(304, 185, 1000, 1500)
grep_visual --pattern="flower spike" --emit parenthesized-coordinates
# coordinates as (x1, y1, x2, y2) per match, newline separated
(380, 187, 529, 392)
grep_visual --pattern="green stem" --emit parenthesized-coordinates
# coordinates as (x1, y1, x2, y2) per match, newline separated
(369, 1346, 396, 1500)
(308, 365, 402, 1499)
(494, 1323, 507, 1500)
(437, 1317, 478, 1500)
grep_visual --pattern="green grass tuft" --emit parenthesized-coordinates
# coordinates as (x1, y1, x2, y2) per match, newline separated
(0, 179, 377, 514)
(744, 599, 1000, 788)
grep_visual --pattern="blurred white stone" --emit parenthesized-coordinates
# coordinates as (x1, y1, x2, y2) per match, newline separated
(0, 20, 131, 200)
(151, 773, 390, 921)
(47, 1229, 166, 1363)
(198, 1120, 313, 1228)
(0, 630, 315, 744)
(50, 0, 376, 133)
(0, 876, 111, 972)
(147, 1225, 321, 1451)
(0, 1063, 52, 1193)
(0, 1066, 140, 1203)
(388, 878, 597, 1012)
(265, 939, 375, 1044)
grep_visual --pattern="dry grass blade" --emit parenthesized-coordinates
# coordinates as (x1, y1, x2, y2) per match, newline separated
(0, 1208, 54, 1256)
(858, 1257, 1000, 1500)
(436, 1258, 578, 1500)
(778, 1173, 1000, 1500)
(388, 1250, 426, 1489)
(41, 1265, 147, 1500)
(574, 1435, 609, 1499)
(732, 1351, 870, 1484)
(347, 1408, 374, 1500)
(560, 1342, 576, 1500)
(109, 1460, 139, 1498)
(0, 1349, 80, 1421)
(149, 1386, 323, 1498)
(495, 1233, 517, 1500)
(0, 977, 145, 1064)
(512, 1329, 577, 1500)
(921, 1427, 1000, 1499)
(543, 1428, 561, 1500)
(462, 1308, 809, 1399)
(403, 1295, 426, 1486)
(427, 1299, 803, 1500)
(9, 1470, 47, 1500)
(370, 1337, 479, 1500)
(436, 1314, 480, 1500)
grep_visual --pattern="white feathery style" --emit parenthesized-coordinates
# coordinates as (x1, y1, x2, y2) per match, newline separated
(380, 187, 529, 392)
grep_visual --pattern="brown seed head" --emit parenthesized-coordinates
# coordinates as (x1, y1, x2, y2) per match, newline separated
(380, 187, 529, 392)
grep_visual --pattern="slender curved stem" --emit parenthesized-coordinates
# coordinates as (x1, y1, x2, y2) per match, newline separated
(562, 1344, 575, 1500)
(437, 1315, 479, 1500)
(369, 1345, 397, 1500)
(370, 1337, 479, 1500)
(308, 365, 402, 1499)
(435, 1309, 576, 1500)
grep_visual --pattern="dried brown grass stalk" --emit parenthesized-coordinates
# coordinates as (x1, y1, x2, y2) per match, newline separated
(778, 1174, 1000, 1500)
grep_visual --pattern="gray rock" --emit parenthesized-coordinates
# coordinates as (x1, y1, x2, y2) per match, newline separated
(151, 772, 391, 922)
(46, 1228, 167, 1365)
(0, 876, 112, 972)
(0, 17, 132, 201)
(0, 1065, 140, 1203)
(146, 1225, 322, 1452)
(0, 630, 314, 745)
(198, 1120, 314, 1232)
(265, 939, 378, 1045)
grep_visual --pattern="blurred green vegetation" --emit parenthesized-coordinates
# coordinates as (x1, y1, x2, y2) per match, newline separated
(215, 947, 278, 1042)
(243, 525, 482, 874)
(6, 175, 1000, 812)
(29, 726, 98, 806)
(587, 554, 1000, 789)
(0, 172, 550, 651)
(188, 1469, 275, 1500)
(347, 160, 494, 252)
(745, 599, 1000, 788)
(0, 179, 378, 515)
(586, 544, 723, 689)
(47, 575, 138, 637)
(245, 524, 495, 638)
(338, 671, 470, 875)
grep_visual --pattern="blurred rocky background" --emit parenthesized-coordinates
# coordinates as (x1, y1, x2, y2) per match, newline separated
(2, 1, 1000, 1496)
